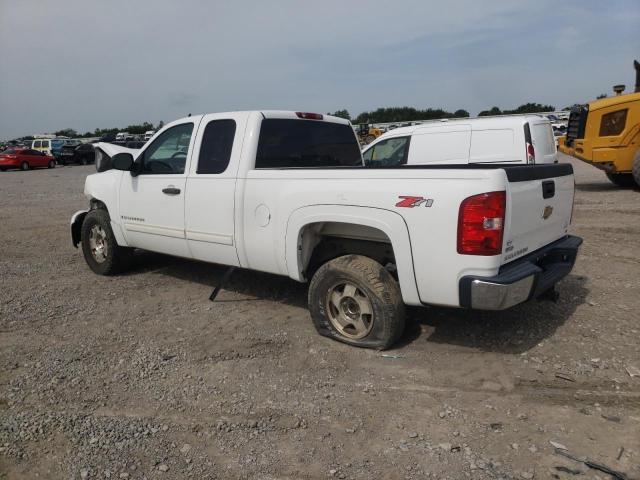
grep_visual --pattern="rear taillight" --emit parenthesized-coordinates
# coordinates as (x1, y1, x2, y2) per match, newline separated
(526, 142, 535, 163)
(457, 191, 506, 256)
(295, 112, 323, 120)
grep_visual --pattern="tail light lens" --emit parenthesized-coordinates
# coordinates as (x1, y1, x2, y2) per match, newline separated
(457, 191, 506, 255)
(526, 142, 535, 163)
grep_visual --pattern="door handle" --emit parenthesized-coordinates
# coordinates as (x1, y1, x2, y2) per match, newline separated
(162, 187, 181, 195)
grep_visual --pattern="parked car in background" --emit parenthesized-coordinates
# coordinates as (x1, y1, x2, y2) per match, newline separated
(58, 143, 96, 165)
(0, 148, 56, 171)
(31, 139, 54, 155)
(51, 138, 81, 159)
(115, 132, 130, 142)
(362, 115, 557, 167)
(144, 130, 155, 140)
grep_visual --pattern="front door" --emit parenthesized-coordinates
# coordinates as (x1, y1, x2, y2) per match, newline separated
(119, 121, 196, 258)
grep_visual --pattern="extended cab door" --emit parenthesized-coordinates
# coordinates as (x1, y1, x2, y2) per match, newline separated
(118, 121, 196, 258)
(184, 113, 246, 266)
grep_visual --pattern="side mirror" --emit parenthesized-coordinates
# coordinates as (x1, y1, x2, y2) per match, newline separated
(112, 152, 134, 171)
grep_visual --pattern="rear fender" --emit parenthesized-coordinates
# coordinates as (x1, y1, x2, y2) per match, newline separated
(286, 205, 421, 305)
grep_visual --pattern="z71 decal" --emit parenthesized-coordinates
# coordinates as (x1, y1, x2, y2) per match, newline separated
(395, 196, 434, 208)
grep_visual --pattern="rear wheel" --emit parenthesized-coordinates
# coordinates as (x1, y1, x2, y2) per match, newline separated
(81, 209, 133, 275)
(48, 160, 55, 168)
(81, 156, 88, 165)
(632, 151, 640, 188)
(606, 173, 635, 188)
(20, 161, 29, 171)
(308, 255, 405, 350)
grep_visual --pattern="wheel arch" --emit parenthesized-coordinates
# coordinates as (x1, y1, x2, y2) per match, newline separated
(285, 205, 421, 305)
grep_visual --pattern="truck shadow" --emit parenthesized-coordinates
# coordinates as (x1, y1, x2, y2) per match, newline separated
(400, 274, 589, 354)
(126, 252, 588, 355)
(575, 182, 637, 193)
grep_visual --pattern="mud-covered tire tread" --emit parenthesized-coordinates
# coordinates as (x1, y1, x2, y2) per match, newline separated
(81, 209, 132, 275)
(632, 150, 640, 188)
(308, 254, 405, 350)
(606, 172, 636, 188)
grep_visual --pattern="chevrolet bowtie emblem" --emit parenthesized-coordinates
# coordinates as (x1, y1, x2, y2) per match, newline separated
(542, 205, 554, 220)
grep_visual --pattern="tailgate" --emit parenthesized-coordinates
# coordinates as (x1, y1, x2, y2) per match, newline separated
(502, 164, 574, 264)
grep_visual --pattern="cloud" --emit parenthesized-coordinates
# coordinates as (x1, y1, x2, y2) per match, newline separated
(1, 0, 639, 139)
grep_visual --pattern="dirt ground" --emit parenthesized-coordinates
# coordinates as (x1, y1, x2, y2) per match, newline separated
(1, 154, 639, 480)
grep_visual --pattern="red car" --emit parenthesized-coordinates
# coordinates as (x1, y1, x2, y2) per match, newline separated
(0, 148, 56, 171)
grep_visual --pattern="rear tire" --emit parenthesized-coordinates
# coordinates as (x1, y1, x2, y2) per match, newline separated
(606, 173, 635, 188)
(632, 151, 640, 188)
(308, 255, 405, 350)
(81, 209, 133, 275)
(20, 161, 29, 171)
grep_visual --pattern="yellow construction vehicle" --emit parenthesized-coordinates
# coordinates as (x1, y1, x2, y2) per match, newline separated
(559, 60, 640, 187)
(356, 123, 383, 145)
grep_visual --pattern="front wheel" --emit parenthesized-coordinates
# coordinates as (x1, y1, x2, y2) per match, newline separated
(20, 161, 29, 171)
(606, 173, 635, 188)
(308, 255, 405, 350)
(81, 209, 132, 275)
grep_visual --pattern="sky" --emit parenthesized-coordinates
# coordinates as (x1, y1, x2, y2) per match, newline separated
(1, 0, 639, 139)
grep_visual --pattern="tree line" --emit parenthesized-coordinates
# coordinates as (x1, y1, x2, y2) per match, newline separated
(330, 102, 556, 124)
(25, 101, 559, 141)
(52, 120, 165, 139)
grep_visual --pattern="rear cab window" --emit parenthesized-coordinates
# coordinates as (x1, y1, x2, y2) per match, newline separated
(255, 119, 362, 168)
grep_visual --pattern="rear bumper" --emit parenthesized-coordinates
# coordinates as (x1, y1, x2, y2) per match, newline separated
(459, 235, 583, 310)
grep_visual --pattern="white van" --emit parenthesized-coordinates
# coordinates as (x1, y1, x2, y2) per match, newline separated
(362, 116, 557, 167)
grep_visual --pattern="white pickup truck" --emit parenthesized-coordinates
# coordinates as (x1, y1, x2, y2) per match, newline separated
(71, 111, 582, 349)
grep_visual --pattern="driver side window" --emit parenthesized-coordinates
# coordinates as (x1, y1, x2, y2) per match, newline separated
(363, 137, 410, 167)
(140, 123, 193, 174)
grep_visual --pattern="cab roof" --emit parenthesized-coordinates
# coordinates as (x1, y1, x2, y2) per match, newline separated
(589, 91, 640, 111)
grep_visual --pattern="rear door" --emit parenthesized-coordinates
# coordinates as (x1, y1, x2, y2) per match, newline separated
(184, 112, 247, 266)
(26, 149, 47, 167)
(502, 165, 574, 264)
(529, 120, 557, 164)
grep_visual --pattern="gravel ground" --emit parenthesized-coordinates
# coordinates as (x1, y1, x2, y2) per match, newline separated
(1, 154, 639, 480)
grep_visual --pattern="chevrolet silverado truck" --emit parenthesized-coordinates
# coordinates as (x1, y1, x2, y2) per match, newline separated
(70, 111, 582, 349)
